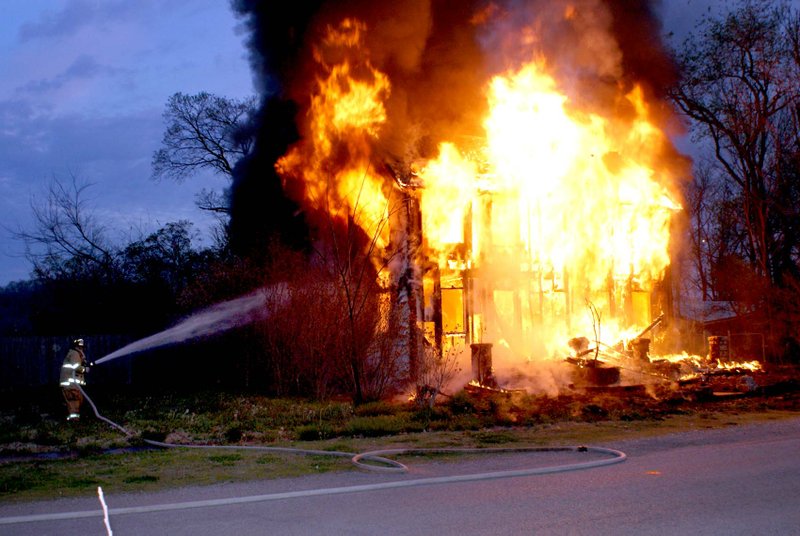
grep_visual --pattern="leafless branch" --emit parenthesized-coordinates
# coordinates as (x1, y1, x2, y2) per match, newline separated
(12, 175, 116, 278)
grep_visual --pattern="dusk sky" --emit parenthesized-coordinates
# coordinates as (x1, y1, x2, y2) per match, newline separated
(0, 1, 254, 285)
(0, 0, 774, 286)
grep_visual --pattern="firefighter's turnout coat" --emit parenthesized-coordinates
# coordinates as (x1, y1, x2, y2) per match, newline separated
(60, 346, 87, 420)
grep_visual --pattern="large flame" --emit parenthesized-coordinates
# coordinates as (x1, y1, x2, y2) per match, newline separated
(275, 9, 685, 373)
(276, 19, 392, 247)
(418, 60, 680, 356)
(417, 142, 478, 257)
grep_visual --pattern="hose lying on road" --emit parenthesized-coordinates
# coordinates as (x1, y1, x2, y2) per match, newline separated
(0, 388, 628, 527)
(79, 385, 626, 474)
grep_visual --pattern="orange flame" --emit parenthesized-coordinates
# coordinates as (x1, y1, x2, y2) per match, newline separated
(418, 60, 681, 355)
(276, 12, 686, 372)
(276, 19, 391, 247)
(417, 142, 478, 259)
(659, 352, 763, 379)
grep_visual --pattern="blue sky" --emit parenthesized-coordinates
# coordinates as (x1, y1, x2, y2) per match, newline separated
(0, 0, 776, 286)
(0, 0, 254, 284)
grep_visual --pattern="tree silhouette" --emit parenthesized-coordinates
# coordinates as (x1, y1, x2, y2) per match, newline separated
(669, 0, 800, 357)
(152, 92, 258, 215)
(669, 0, 800, 290)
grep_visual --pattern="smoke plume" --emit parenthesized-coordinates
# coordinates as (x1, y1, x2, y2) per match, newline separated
(224, 0, 691, 393)
(228, 0, 684, 257)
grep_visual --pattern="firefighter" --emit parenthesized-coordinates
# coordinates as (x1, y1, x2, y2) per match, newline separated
(60, 338, 90, 421)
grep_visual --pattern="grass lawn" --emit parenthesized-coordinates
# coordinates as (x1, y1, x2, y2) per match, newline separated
(1, 375, 798, 503)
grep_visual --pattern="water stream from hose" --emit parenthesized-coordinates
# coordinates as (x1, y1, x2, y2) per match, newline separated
(94, 287, 281, 365)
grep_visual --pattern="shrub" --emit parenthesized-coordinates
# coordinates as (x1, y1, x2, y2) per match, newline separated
(207, 454, 242, 466)
(295, 423, 337, 441)
(448, 390, 476, 415)
(354, 400, 399, 417)
(140, 428, 167, 442)
(446, 414, 483, 431)
(471, 430, 518, 445)
(344, 415, 423, 437)
(225, 426, 243, 443)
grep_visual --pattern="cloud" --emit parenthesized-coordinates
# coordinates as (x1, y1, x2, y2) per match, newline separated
(16, 0, 212, 44)
(0, 94, 222, 218)
(0, 95, 221, 281)
(19, 55, 127, 95)
(0, 97, 163, 237)
(17, 0, 142, 43)
(1, 0, 251, 284)
(0, 99, 50, 156)
(0, 98, 160, 176)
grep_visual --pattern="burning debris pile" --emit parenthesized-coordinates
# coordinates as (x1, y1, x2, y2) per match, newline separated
(560, 312, 763, 391)
(231, 0, 765, 397)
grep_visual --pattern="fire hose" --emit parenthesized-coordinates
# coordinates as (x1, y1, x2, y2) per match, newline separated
(0, 387, 627, 528)
(78, 385, 626, 474)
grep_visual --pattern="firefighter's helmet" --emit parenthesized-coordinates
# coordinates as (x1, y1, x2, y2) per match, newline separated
(72, 338, 84, 348)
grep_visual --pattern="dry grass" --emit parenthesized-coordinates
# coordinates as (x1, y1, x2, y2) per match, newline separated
(1, 374, 798, 503)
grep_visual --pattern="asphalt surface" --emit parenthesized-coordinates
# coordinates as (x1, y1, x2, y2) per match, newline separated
(1, 417, 798, 535)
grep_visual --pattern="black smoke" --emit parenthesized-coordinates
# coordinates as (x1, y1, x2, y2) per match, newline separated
(226, 0, 680, 261)
(227, 1, 325, 261)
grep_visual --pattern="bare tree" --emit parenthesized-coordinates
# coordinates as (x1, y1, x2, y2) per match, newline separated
(254, 207, 406, 401)
(12, 175, 116, 280)
(316, 196, 397, 405)
(683, 160, 717, 300)
(669, 0, 800, 357)
(258, 263, 349, 398)
(684, 159, 749, 301)
(152, 92, 258, 214)
(669, 0, 800, 289)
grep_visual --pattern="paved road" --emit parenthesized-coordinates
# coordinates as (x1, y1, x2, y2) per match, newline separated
(2, 417, 799, 535)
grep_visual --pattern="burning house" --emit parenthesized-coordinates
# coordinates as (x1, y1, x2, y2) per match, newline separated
(231, 1, 751, 393)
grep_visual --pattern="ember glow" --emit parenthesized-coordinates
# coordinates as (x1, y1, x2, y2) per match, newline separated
(273, 1, 689, 385)
(659, 352, 763, 373)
